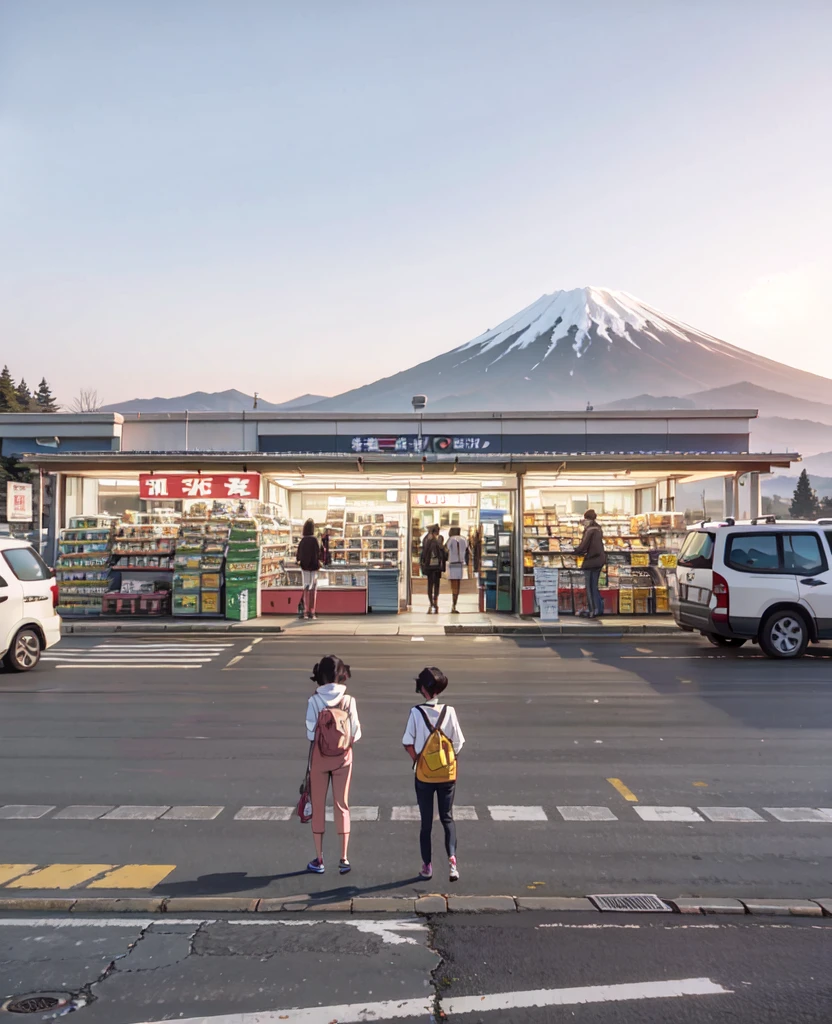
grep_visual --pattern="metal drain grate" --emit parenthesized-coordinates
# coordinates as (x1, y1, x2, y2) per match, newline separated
(5, 996, 64, 1014)
(589, 893, 672, 913)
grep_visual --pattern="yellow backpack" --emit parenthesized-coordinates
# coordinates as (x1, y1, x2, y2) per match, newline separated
(415, 705, 457, 783)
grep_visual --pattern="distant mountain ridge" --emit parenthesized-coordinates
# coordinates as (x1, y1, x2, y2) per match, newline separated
(102, 390, 326, 413)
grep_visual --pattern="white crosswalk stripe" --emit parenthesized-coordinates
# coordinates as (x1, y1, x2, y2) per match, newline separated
(41, 642, 233, 669)
(5, 803, 832, 824)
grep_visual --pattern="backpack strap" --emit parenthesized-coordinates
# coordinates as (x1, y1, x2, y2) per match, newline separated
(416, 704, 447, 733)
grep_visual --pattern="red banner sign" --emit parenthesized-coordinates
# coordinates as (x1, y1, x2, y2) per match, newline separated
(139, 473, 261, 500)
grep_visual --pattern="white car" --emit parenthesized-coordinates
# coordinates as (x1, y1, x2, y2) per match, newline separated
(671, 520, 832, 659)
(0, 540, 62, 672)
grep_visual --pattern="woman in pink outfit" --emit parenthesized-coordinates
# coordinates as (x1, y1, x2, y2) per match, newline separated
(305, 655, 361, 875)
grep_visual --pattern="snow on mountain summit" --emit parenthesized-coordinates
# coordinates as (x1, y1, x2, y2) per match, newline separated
(457, 286, 697, 367)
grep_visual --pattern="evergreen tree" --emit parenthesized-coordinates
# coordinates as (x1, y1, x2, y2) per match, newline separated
(789, 469, 820, 520)
(35, 378, 57, 412)
(15, 378, 33, 411)
(0, 366, 21, 412)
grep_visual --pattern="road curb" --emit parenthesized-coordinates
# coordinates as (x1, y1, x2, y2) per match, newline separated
(1, 896, 829, 917)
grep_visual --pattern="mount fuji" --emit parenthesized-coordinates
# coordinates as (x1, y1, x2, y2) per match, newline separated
(311, 287, 832, 412)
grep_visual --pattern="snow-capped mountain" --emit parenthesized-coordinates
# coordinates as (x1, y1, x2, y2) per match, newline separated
(311, 286, 832, 411)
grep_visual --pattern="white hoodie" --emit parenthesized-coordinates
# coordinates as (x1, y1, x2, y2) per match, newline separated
(306, 683, 362, 743)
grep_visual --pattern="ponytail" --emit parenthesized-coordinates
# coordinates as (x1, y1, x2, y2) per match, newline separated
(311, 655, 351, 686)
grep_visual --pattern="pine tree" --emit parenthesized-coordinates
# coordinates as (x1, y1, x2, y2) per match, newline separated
(35, 378, 57, 413)
(15, 378, 33, 411)
(0, 366, 21, 412)
(789, 469, 820, 520)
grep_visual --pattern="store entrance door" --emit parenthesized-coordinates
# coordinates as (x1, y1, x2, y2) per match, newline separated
(410, 495, 479, 614)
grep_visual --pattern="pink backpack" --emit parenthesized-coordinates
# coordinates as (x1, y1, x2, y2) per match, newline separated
(315, 696, 354, 757)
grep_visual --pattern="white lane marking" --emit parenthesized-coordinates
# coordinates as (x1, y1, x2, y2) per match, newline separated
(55, 664, 202, 669)
(764, 807, 832, 823)
(224, 655, 244, 669)
(699, 807, 764, 823)
(634, 806, 705, 823)
(557, 805, 618, 822)
(251, 637, 263, 644)
(162, 806, 224, 821)
(53, 806, 115, 820)
(410, 636, 425, 642)
(44, 655, 214, 661)
(92, 644, 232, 648)
(101, 805, 171, 820)
(0, 805, 55, 819)
(390, 806, 478, 821)
(234, 806, 294, 821)
(127, 977, 731, 1024)
(325, 805, 378, 822)
(489, 805, 548, 821)
(241, 645, 254, 653)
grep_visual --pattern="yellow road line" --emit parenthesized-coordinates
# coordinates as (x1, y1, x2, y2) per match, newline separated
(0, 865, 37, 886)
(7, 864, 112, 889)
(607, 778, 639, 802)
(87, 864, 176, 889)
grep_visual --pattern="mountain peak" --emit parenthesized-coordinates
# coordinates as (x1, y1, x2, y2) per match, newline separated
(458, 286, 696, 367)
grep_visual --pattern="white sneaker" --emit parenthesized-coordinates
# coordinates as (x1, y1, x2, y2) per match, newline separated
(449, 856, 459, 882)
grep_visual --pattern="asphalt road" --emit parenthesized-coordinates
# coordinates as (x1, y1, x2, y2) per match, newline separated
(1, 634, 831, 899)
(1, 913, 830, 1023)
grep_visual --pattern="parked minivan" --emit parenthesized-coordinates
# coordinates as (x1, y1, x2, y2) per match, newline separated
(0, 540, 61, 671)
(670, 521, 832, 659)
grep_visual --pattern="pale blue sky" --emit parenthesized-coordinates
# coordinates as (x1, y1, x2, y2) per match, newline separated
(2, 1, 830, 406)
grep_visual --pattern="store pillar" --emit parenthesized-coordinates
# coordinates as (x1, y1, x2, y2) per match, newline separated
(723, 475, 739, 519)
(748, 472, 762, 519)
(515, 472, 525, 615)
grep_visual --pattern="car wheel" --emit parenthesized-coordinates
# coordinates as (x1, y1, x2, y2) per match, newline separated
(759, 611, 809, 660)
(707, 635, 747, 648)
(2, 628, 42, 673)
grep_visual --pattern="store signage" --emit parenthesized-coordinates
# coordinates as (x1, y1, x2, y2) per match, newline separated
(413, 493, 477, 507)
(6, 481, 33, 522)
(139, 473, 261, 500)
(533, 566, 560, 622)
(350, 435, 492, 453)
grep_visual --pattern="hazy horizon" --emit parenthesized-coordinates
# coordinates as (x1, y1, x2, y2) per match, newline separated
(2, 1, 830, 407)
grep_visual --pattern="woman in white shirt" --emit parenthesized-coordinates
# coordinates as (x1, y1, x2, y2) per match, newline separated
(402, 667, 465, 883)
(446, 527, 468, 614)
(305, 656, 362, 876)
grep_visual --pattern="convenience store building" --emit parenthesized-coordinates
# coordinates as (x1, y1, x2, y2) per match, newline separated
(11, 408, 798, 619)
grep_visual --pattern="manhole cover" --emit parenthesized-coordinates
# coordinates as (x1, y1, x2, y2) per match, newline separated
(5, 996, 64, 1013)
(589, 894, 671, 912)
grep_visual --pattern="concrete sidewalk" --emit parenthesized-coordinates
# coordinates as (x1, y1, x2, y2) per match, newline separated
(62, 612, 682, 637)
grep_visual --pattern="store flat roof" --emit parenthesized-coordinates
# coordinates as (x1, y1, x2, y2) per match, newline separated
(22, 450, 799, 474)
(118, 409, 760, 423)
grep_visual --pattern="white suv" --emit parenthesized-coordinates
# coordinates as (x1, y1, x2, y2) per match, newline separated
(0, 540, 62, 672)
(670, 520, 832, 659)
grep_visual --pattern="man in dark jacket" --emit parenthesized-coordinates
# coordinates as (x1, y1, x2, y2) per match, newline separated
(420, 524, 445, 613)
(574, 509, 606, 618)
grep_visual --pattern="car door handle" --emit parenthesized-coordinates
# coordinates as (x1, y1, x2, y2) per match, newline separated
(800, 579, 827, 587)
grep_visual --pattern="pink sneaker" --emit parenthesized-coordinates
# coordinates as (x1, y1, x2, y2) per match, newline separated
(419, 863, 433, 880)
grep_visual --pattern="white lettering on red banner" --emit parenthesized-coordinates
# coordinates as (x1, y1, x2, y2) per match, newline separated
(139, 474, 261, 501)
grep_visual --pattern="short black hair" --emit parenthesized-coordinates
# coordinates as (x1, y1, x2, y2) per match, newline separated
(417, 666, 448, 697)
(302, 518, 316, 537)
(584, 509, 597, 521)
(311, 655, 351, 685)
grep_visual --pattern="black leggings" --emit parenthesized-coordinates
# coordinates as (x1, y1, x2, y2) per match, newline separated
(415, 779, 457, 864)
(426, 570, 442, 605)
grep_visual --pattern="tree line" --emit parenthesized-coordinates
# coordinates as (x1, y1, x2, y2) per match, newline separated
(0, 366, 58, 413)
(788, 469, 832, 519)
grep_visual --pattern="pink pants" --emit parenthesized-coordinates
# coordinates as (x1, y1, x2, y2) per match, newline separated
(310, 748, 353, 835)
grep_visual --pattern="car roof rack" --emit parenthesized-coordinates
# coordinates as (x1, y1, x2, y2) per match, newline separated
(750, 515, 777, 525)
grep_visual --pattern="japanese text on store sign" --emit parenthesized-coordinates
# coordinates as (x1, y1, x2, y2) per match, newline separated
(350, 436, 491, 453)
(6, 481, 33, 522)
(139, 473, 261, 500)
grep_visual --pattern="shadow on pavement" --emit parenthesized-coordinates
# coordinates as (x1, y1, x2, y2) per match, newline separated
(158, 871, 423, 901)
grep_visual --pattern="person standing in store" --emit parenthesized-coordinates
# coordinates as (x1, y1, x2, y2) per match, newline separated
(575, 509, 606, 618)
(420, 524, 445, 613)
(320, 527, 333, 567)
(403, 667, 465, 883)
(305, 655, 361, 875)
(446, 526, 468, 614)
(297, 518, 322, 619)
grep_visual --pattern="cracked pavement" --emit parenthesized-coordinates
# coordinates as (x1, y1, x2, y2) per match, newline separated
(0, 916, 438, 1022)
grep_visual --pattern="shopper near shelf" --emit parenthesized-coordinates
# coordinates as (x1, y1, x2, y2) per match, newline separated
(320, 527, 333, 567)
(297, 518, 322, 619)
(306, 656, 361, 875)
(446, 527, 468, 613)
(420, 525, 445, 613)
(403, 667, 465, 883)
(575, 509, 606, 618)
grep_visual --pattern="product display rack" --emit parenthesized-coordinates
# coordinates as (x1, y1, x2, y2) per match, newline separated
(55, 516, 116, 616)
(225, 517, 261, 621)
(521, 511, 686, 616)
(107, 513, 182, 617)
(172, 512, 230, 616)
(258, 516, 293, 590)
(261, 566, 369, 616)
